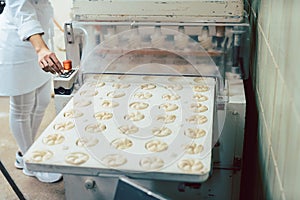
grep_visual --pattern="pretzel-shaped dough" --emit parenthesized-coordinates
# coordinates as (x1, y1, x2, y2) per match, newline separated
(156, 115, 176, 124)
(177, 159, 204, 172)
(94, 112, 113, 120)
(42, 134, 65, 145)
(162, 94, 180, 101)
(111, 138, 133, 150)
(139, 157, 164, 170)
(159, 103, 179, 112)
(192, 94, 208, 102)
(193, 85, 210, 92)
(152, 127, 172, 137)
(102, 100, 119, 108)
(184, 128, 206, 138)
(140, 83, 156, 90)
(64, 109, 84, 118)
(31, 150, 53, 162)
(184, 143, 204, 154)
(190, 103, 208, 113)
(85, 123, 107, 133)
(145, 140, 168, 152)
(53, 121, 75, 131)
(101, 154, 127, 167)
(76, 136, 99, 147)
(124, 112, 145, 121)
(134, 92, 153, 99)
(129, 102, 149, 110)
(65, 152, 89, 165)
(186, 115, 208, 124)
(107, 91, 125, 98)
(118, 125, 139, 134)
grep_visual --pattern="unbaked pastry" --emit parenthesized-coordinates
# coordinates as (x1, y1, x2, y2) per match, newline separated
(129, 102, 149, 110)
(65, 152, 89, 165)
(42, 134, 65, 145)
(80, 90, 99, 97)
(63, 109, 84, 118)
(162, 94, 180, 101)
(145, 140, 168, 152)
(190, 103, 208, 113)
(53, 121, 75, 131)
(102, 100, 119, 108)
(193, 94, 208, 102)
(107, 91, 125, 98)
(140, 83, 156, 90)
(76, 136, 99, 147)
(118, 125, 139, 135)
(94, 111, 113, 120)
(152, 127, 172, 137)
(124, 112, 145, 121)
(193, 85, 210, 92)
(111, 138, 133, 150)
(74, 100, 92, 107)
(159, 103, 179, 112)
(101, 154, 127, 167)
(85, 123, 107, 133)
(186, 115, 208, 124)
(165, 84, 183, 91)
(184, 143, 204, 154)
(184, 128, 206, 138)
(177, 159, 204, 172)
(86, 81, 105, 88)
(139, 157, 164, 170)
(30, 150, 53, 162)
(193, 77, 205, 83)
(156, 115, 176, 123)
(143, 76, 159, 82)
(134, 92, 153, 99)
(112, 83, 131, 89)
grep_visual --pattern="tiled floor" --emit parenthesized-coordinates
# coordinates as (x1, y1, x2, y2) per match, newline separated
(0, 96, 65, 200)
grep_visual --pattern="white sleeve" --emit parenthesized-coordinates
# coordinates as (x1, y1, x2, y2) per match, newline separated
(7, 0, 44, 41)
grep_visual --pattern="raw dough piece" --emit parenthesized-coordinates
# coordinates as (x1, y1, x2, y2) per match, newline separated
(42, 134, 65, 145)
(140, 83, 156, 90)
(152, 127, 172, 137)
(134, 92, 153, 99)
(162, 94, 180, 101)
(186, 115, 208, 124)
(124, 112, 145, 121)
(53, 121, 75, 131)
(65, 152, 89, 165)
(80, 90, 98, 97)
(184, 143, 204, 154)
(159, 103, 179, 112)
(85, 123, 107, 133)
(102, 100, 119, 108)
(76, 136, 99, 147)
(193, 94, 208, 102)
(86, 81, 105, 88)
(118, 125, 139, 134)
(63, 109, 84, 118)
(74, 100, 92, 107)
(139, 157, 164, 170)
(107, 91, 125, 98)
(193, 85, 209, 92)
(190, 103, 208, 113)
(177, 159, 204, 172)
(184, 128, 206, 138)
(193, 77, 205, 83)
(111, 138, 133, 150)
(94, 112, 113, 120)
(129, 102, 149, 110)
(165, 84, 183, 91)
(101, 154, 127, 167)
(30, 150, 53, 162)
(156, 115, 176, 123)
(145, 140, 168, 152)
(112, 83, 131, 89)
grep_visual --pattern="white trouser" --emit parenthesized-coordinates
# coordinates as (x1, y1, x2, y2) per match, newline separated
(9, 80, 51, 154)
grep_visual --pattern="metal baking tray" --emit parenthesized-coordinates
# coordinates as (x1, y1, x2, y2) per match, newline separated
(24, 74, 216, 182)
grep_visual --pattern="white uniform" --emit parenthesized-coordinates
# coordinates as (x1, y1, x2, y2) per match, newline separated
(0, 0, 54, 96)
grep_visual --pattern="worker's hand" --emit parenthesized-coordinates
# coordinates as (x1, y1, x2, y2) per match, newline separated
(38, 49, 64, 75)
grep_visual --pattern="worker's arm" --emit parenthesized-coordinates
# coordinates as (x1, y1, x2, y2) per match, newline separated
(29, 34, 64, 74)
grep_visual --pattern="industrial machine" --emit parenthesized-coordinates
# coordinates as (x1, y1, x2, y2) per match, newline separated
(24, 0, 249, 199)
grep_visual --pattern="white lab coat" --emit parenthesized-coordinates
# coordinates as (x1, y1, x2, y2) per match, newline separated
(0, 0, 54, 96)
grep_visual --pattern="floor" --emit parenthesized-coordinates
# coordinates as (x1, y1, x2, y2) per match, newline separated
(0, 96, 65, 200)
